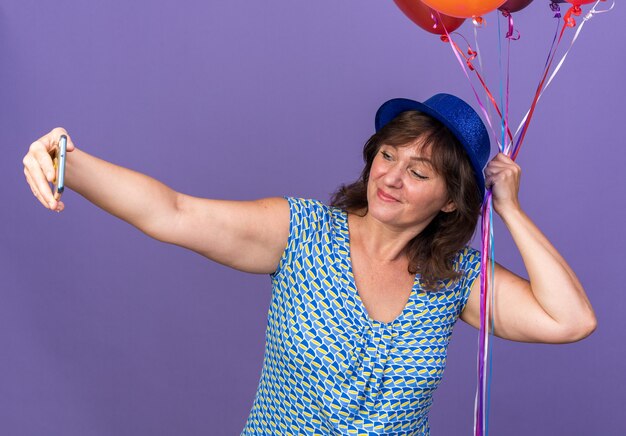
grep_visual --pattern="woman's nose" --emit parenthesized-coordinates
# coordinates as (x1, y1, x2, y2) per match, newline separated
(382, 163, 403, 187)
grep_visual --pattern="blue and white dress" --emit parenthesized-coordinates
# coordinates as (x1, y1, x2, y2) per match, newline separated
(242, 197, 481, 435)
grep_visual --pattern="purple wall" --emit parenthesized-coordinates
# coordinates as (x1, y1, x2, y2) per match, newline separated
(2, 1, 624, 434)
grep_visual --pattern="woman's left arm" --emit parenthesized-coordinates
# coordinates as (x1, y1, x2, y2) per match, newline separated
(460, 153, 597, 343)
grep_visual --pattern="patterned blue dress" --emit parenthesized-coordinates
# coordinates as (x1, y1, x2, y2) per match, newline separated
(241, 198, 481, 435)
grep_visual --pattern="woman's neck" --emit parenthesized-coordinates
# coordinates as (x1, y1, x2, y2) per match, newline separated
(348, 212, 421, 264)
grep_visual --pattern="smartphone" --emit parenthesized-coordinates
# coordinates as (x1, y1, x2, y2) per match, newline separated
(53, 135, 67, 200)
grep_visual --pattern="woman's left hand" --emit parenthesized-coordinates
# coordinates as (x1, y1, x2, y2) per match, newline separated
(484, 152, 522, 217)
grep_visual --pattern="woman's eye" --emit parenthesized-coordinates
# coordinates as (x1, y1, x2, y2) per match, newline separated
(410, 170, 428, 180)
(381, 151, 392, 160)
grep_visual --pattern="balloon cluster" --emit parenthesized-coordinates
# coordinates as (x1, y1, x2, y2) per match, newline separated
(391, 1, 613, 436)
(393, 0, 595, 35)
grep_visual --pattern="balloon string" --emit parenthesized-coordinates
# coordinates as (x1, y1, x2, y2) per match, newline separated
(474, 19, 494, 134)
(451, 32, 513, 147)
(497, 15, 505, 153)
(498, 12, 515, 155)
(486, 199, 496, 436)
(439, 16, 507, 435)
(504, 34, 512, 153)
(500, 11, 515, 155)
(440, 30, 514, 147)
(510, 0, 614, 159)
(502, 10, 520, 41)
(476, 190, 494, 436)
(450, 31, 515, 143)
(437, 3, 613, 436)
(481, 207, 488, 436)
(474, 192, 495, 436)
(507, 1, 562, 156)
(480, 6, 613, 435)
(483, 13, 512, 436)
(481, 5, 612, 436)
(439, 33, 499, 149)
(511, 16, 568, 160)
(476, 198, 486, 436)
(475, 10, 514, 436)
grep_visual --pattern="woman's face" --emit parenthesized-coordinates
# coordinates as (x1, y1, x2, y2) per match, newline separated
(366, 141, 455, 231)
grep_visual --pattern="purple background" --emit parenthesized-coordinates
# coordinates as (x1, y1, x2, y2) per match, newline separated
(2, 1, 624, 435)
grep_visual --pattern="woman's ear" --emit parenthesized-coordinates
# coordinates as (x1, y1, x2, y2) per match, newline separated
(441, 199, 456, 213)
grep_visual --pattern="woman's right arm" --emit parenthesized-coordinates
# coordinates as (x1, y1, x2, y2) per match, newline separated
(22, 128, 290, 274)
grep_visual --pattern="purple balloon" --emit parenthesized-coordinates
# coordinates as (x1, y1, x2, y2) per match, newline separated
(498, 0, 534, 13)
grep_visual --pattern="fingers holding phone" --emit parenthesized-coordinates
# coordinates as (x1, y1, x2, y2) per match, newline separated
(52, 135, 67, 202)
(22, 128, 75, 212)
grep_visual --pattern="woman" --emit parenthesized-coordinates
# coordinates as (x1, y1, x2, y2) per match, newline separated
(22, 93, 596, 435)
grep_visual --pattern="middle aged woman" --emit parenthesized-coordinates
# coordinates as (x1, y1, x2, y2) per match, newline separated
(22, 93, 597, 435)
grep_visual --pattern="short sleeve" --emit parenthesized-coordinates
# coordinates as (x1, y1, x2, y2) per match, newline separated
(270, 197, 331, 280)
(455, 246, 482, 315)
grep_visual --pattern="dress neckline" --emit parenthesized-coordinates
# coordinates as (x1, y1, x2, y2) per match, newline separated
(336, 208, 419, 327)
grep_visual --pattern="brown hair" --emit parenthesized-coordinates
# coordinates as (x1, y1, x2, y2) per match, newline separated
(330, 111, 482, 291)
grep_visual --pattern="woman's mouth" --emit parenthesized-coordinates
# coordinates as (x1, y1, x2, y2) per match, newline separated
(377, 189, 399, 202)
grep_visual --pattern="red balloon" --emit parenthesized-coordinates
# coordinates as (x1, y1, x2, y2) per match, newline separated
(565, 0, 596, 5)
(393, 0, 465, 35)
(498, 0, 534, 13)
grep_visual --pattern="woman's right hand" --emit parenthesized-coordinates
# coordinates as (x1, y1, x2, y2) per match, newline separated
(22, 127, 76, 212)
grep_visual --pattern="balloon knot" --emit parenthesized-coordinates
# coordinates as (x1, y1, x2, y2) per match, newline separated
(507, 30, 521, 41)
(564, 6, 580, 27)
(472, 16, 485, 27)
